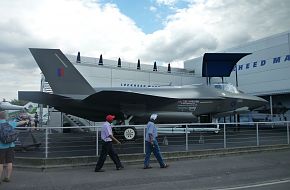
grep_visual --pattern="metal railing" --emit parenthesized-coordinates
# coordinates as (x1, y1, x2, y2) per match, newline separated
(14, 121, 290, 158)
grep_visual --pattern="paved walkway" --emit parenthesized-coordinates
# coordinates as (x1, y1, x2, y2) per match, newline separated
(2, 149, 290, 190)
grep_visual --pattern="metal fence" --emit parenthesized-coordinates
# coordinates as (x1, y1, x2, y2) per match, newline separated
(14, 121, 290, 158)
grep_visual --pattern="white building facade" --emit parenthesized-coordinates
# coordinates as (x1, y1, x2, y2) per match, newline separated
(66, 55, 203, 89)
(184, 31, 290, 121)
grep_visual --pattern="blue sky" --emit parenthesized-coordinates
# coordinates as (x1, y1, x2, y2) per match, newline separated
(100, 0, 189, 33)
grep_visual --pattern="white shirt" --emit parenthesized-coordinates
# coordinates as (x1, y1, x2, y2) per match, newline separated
(101, 121, 113, 142)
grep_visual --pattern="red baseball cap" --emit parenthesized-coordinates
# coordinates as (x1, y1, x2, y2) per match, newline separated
(106, 115, 115, 122)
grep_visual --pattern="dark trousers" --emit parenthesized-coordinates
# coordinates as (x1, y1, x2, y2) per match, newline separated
(95, 141, 122, 170)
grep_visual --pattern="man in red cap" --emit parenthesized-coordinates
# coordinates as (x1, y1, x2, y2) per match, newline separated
(95, 114, 123, 172)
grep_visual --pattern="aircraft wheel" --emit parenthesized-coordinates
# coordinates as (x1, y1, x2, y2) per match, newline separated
(123, 127, 136, 140)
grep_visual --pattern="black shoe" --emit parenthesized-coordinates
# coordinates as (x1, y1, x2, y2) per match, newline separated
(95, 169, 105, 172)
(143, 166, 152, 169)
(160, 164, 169, 168)
(116, 166, 124, 170)
(2, 178, 10, 182)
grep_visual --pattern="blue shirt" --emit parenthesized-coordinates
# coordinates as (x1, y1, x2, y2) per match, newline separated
(145, 121, 158, 142)
(0, 119, 17, 149)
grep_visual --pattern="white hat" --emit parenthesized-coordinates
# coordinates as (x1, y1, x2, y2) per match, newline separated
(150, 114, 158, 120)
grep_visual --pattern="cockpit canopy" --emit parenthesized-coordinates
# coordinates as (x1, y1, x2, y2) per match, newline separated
(211, 83, 240, 94)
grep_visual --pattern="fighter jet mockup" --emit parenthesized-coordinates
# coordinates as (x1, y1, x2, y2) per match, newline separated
(18, 48, 267, 124)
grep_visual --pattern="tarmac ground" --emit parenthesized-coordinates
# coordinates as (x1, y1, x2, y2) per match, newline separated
(1, 149, 290, 190)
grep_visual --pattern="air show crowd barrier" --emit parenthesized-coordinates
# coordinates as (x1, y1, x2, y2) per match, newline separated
(14, 121, 290, 168)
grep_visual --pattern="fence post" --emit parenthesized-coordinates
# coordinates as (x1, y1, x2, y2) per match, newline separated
(287, 122, 289, 145)
(185, 124, 188, 151)
(223, 124, 226, 148)
(96, 127, 99, 156)
(45, 126, 48, 158)
(256, 123, 259, 146)
(143, 126, 146, 154)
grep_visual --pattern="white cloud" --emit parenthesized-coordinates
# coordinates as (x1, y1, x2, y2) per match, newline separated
(156, 0, 178, 6)
(0, 0, 290, 101)
(149, 6, 157, 12)
(0, 0, 145, 100)
(141, 0, 290, 62)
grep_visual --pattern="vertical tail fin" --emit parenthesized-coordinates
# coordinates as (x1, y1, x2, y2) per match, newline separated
(29, 48, 95, 96)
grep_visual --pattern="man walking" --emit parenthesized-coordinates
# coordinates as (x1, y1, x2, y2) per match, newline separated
(144, 114, 169, 169)
(95, 115, 123, 172)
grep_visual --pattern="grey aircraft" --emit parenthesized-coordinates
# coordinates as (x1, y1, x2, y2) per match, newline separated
(0, 99, 26, 111)
(18, 48, 267, 125)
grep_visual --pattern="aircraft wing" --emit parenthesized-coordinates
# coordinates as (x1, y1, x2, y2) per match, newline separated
(83, 90, 176, 105)
(18, 90, 177, 121)
(18, 91, 118, 121)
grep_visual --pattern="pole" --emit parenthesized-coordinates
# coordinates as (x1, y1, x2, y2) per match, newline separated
(287, 122, 289, 145)
(270, 95, 273, 128)
(223, 124, 226, 148)
(45, 126, 48, 158)
(143, 126, 146, 154)
(256, 123, 259, 146)
(185, 124, 188, 151)
(96, 127, 99, 156)
(39, 74, 44, 128)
